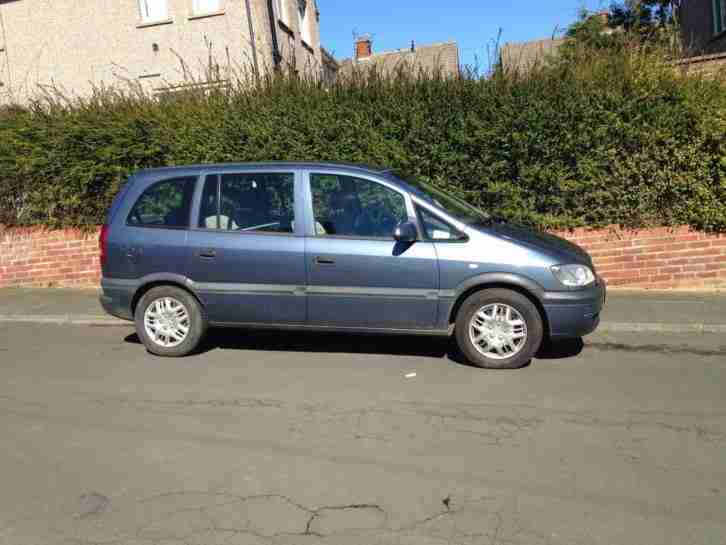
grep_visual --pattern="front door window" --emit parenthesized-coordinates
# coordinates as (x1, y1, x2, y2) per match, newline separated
(310, 174, 407, 238)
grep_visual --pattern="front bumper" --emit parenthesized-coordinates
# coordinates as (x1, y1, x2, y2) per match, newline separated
(541, 278, 606, 338)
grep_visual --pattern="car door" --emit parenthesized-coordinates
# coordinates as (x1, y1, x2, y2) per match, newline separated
(186, 169, 307, 324)
(304, 170, 439, 330)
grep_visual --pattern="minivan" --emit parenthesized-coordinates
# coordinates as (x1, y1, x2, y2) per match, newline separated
(100, 162, 605, 369)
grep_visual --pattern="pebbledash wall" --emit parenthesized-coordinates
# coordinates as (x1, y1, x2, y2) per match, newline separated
(0, 225, 725, 290)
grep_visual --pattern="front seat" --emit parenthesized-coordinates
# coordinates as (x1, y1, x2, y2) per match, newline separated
(329, 188, 363, 236)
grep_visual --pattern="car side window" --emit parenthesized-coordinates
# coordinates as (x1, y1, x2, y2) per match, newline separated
(417, 206, 466, 241)
(198, 172, 295, 234)
(127, 177, 197, 228)
(310, 174, 407, 238)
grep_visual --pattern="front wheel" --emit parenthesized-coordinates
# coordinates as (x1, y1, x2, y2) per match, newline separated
(134, 286, 207, 357)
(454, 288, 544, 369)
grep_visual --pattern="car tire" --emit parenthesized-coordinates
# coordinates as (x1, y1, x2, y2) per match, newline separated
(454, 288, 544, 369)
(134, 286, 207, 357)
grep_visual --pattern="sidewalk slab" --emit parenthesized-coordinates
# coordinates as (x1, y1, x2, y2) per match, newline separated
(601, 291, 726, 326)
(0, 288, 104, 318)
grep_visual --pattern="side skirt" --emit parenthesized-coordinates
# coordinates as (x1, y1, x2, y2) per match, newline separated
(207, 321, 452, 337)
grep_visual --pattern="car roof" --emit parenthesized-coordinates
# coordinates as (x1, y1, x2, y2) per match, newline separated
(130, 162, 421, 196)
(134, 161, 390, 179)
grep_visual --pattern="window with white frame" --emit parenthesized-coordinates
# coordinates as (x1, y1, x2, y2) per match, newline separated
(297, 0, 311, 44)
(138, 0, 168, 22)
(192, 0, 222, 15)
(715, 0, 726, 35)
(275, 0, 290, 26)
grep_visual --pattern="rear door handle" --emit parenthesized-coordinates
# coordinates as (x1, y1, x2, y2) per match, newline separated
(125, 246, 140, 262)
(314, 256, 336, 265)
(198, 248, 217, 259)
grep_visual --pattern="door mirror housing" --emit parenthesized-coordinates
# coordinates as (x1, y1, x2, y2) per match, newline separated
(393, 221, 418, 243)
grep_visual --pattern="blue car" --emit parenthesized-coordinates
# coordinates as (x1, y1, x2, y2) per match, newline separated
(100, 162, 605, 369)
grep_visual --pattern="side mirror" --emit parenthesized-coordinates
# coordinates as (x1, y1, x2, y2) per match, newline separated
(393, 221, 418, 243)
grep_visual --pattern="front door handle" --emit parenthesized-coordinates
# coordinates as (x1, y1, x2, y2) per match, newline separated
(198, 248, 217, 259)
(314, 256, 336, 265)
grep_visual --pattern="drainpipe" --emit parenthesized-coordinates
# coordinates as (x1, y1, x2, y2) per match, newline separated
(0, 4, 11, 95)
(243, 0, 260, 77)
(265, 0, 282, 69)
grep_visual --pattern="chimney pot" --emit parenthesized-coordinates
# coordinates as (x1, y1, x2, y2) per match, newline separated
(355, 34, 372, 59)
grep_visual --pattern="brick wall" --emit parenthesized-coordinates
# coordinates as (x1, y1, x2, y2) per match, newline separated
(0, 227, 101, 288)
(553, 226, 726, 289)
(675, 51, 726, 77)
(0, 225, 725, 290)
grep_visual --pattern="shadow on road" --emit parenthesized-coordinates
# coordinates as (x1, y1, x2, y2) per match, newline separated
(536, 338, 584, 359)
(124, 329, 583, 366)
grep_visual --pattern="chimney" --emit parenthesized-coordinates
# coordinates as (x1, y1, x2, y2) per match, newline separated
(355, 34, 372, 59)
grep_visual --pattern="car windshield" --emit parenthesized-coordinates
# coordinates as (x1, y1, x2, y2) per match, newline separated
(386, 171, 490, 225)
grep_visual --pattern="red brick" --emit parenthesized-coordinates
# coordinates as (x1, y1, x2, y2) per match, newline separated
(669, 249, 718, 259)
(668, 256, 715, 266)
(685, 241, 712, 249)
(597, 255, 636, 265)
(648, 274, 674, 282)
(631, 236, 678, 247)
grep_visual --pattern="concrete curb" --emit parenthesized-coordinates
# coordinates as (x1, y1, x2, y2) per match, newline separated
(1, 315, 726, 334)
(597, 322, 726, 334)
(0, 315, 131, 327)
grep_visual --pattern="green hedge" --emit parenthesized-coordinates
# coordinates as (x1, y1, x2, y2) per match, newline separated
(1, 50, 725, 231)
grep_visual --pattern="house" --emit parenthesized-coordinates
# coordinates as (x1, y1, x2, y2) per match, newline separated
(0, 0, 325, 103)
(338, 36, 460, 79)
(320, 46, 339, 85)
(679, 0, 726, 54)
(500, 37, 566, 73)
(501, 12, 616, 74)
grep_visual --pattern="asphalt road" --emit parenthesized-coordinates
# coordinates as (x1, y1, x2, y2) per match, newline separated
(0, 323, 724, 545)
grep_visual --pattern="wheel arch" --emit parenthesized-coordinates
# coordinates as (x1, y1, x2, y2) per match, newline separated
(448, 275, 550, 338)
(131, 278, 205, 317)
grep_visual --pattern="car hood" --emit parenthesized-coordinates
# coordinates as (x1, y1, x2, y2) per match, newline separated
(473, 222, 592, 266)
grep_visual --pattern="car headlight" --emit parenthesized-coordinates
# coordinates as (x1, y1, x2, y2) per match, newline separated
(551, 264, 595, 287)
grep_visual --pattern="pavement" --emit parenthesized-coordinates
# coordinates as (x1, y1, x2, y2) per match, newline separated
(0, 320, 724, 544)
(1, 287, 725, 333)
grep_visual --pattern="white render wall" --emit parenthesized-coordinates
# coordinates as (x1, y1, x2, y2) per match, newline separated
(0, 0, 322, 103)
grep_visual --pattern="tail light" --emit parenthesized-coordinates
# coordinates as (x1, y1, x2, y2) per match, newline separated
(99, 224, 110, 267)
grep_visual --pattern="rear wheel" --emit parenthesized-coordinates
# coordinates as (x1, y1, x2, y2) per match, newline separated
(454, 288, 543, 369)
(134, 286, 207, 357)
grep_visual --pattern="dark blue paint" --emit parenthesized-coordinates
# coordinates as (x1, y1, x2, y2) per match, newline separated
(100, 162, 605, 338)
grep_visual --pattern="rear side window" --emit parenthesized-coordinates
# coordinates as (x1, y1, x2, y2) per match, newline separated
(197, 172, 295, 234)
(105, 180, 131, 224)
(127, 177, 196, 228)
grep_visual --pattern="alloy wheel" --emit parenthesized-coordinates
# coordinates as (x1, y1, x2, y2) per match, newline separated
(468, 303, 528, 360)
(143, 297, 191, 348)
